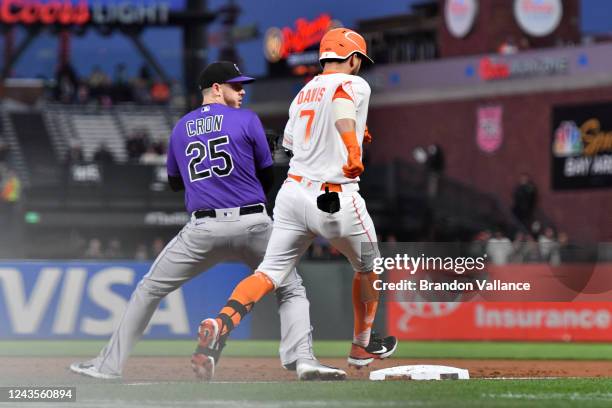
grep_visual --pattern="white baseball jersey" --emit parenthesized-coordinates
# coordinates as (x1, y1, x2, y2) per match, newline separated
(283, 73, 371, 184)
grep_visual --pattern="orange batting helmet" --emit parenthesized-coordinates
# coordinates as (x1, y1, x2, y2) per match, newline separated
(319, 28, 374, 64)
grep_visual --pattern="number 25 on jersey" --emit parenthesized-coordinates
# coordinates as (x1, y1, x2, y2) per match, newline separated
(186, 135, 234, 182)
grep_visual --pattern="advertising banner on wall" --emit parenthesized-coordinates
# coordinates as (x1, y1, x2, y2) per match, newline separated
(385, 261, 612, 341)
(388, 301, 612, 341)
(514, 0, 563, 37)
(444, 0, 478, 38)
(0, 261, 252, 339)
(552, 101, 612, 190)
(476, 105, 503, 153)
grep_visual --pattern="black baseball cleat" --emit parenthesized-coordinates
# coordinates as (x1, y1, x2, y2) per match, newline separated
(347, 331, 398, 368)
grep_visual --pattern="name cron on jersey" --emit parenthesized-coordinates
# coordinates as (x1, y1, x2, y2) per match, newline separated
(186, 115, 224, 137)
(297, 87, 326, 105)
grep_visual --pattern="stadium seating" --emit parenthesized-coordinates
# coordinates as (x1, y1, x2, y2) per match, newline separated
(9, 111, 61, 186)
(44, 103, 182, 163)
(115, 105, 178, 143)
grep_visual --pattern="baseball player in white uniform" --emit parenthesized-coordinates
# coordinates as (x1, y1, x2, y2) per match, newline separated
(193, 29, 397, 375)
(69, 61, 346, 382)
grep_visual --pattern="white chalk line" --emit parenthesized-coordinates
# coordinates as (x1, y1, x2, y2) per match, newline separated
(482, 392, 612, 401)
(123, 381, 288, 386)
(9, 399, 426, 408)
(122, 376, 593, 385)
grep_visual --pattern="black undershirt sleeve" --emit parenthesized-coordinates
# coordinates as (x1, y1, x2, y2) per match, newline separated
(256, 165, 274, 194)
(168, 175, 185, 192)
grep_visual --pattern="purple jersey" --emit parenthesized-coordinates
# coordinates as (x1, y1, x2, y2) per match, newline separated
(167, 103, 273, 213)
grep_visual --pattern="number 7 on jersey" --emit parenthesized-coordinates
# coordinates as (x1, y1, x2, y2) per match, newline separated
(299, 109, 315, 148)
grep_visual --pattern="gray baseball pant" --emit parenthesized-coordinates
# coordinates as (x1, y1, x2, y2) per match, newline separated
(90, 209, 313, 376)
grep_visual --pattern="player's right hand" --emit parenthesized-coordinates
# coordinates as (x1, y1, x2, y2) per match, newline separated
(343, 148, 364, 179)
(364, 125, 372, 144)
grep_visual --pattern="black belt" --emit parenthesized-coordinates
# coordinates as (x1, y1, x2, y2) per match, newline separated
(194, 204, 265, 219)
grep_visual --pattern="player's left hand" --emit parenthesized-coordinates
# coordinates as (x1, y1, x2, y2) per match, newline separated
(364, 125, 372, 144)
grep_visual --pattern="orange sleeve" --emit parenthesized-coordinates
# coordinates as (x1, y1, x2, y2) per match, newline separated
(332, 85, 353, 101)
(340, 130, 360, 151)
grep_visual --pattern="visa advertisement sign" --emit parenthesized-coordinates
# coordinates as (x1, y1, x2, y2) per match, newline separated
(0, 261, 252, 339)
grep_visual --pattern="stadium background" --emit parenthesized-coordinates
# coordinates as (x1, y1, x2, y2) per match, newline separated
(1, 0, 612, 398)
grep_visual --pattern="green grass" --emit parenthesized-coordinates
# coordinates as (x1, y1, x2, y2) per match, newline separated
(5, 379, 612, 408)
(3, 340, 612, 360)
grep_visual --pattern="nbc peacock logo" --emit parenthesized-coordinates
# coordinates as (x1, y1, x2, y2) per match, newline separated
(553, 121, 583, 157)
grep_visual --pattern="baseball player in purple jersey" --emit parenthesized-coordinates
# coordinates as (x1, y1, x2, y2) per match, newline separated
(69, 61, 346, 381)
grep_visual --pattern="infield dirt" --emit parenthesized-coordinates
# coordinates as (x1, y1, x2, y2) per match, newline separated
(3, 357, 612, 382)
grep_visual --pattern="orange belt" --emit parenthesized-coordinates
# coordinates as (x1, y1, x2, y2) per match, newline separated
(288, 174, 343, 193)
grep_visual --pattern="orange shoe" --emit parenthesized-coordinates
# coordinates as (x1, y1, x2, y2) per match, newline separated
(348, 332, 398, 368)
(191, 318, 220, 381)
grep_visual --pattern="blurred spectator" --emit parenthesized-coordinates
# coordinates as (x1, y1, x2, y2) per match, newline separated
(68, 229, 87, 256)
(426, 144, 445, 174)
(329, 245, 342, 258)
(113, 63, 132, 102)
(310, 236, 328, 259)
(114, 63, 129, 86)
(65, 143, 85, 164)
(170, 79, 186, 107)
(0, 168, 21, 248)
(76, 81, 90, 104)
(385, 234, 398, 243)
(539, 226, 561, 265)
(522, 234, 541, 263)
(55, 63, 79, 103)
(469, 230, 491, 258)
(140, 146, 166, 165)
(84, 238, 104, 259)
(88, 66, 111, 101)
(151, 81, 170, 104)
(414, 143, 445, 199)
(1, 168, 21, 204)
(152, 141, 166, 156)
(486, 231, 513, 265)
(498, 37, 518, 55)
(100, 94, 113, 108)
(105, 238, 124, 259)
(510, 231, 527, 263)
(138, 64, 152, 84)
(0, 140, 9, 164)
(48, 64, 178, 106)
(93, 143, 115, 164)
(134, 243, 149, 261)
(131, 65, 154, 104)
(557, 231, 571, 263)
(151, 237, 165, 256)
(132, 77, 151, 104)
(126, 130, 149, 162)
(512, 173, 537, 227)
(510, 231, 541, 263)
